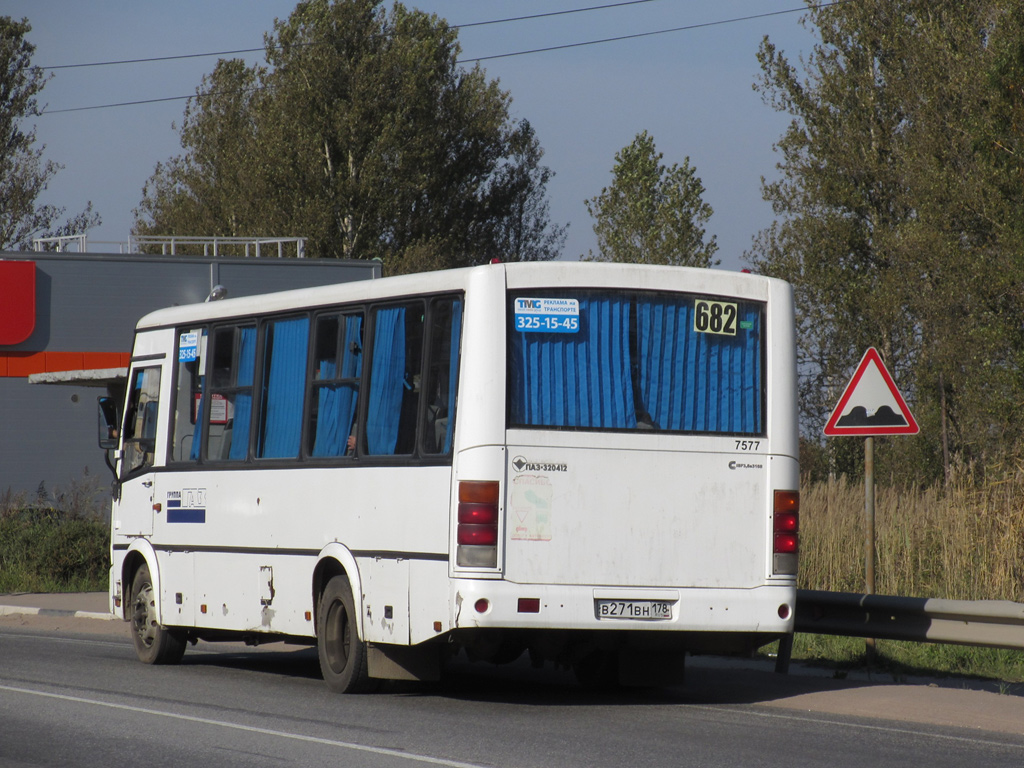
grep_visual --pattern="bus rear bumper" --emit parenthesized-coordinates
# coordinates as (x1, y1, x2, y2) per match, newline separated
(451, 579, 795, 636)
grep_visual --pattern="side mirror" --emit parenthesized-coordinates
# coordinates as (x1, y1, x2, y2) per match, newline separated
(98, 396, 119, 450)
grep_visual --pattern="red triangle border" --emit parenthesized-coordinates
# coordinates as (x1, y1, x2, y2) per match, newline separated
(823, 348, 919, 436)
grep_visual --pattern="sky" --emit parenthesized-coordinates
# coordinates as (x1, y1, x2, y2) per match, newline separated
(7, 0, 818, 271)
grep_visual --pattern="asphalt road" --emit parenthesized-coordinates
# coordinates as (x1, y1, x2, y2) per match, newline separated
(2, 595, 1024, 767)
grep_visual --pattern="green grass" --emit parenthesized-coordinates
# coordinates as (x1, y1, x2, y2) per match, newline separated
(784, 634, 1024, 685)
(0, 509, 108, 593)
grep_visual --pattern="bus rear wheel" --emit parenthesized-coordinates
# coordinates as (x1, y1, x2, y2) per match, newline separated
(130, 564, 186, 665)
(317, 575, 373, 693)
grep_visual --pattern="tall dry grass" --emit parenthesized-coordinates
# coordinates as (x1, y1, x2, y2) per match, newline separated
(799, 472, 1024, 602)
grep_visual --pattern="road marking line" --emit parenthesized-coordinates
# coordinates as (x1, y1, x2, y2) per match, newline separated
(0, 683, 490, 768)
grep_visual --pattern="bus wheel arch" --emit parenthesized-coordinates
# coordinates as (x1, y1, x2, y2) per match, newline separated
(120, 550, 147, 620)
(311, 546, 363, 633)
(121, 541, 159, 621)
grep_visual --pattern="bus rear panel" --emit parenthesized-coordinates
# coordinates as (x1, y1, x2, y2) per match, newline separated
(446, 270, 798, 683)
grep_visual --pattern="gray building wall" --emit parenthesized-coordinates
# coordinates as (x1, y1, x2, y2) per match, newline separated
(0, 252, 380, 504)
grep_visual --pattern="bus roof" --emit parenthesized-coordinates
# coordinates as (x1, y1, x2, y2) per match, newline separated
(134, 261, 784, 331)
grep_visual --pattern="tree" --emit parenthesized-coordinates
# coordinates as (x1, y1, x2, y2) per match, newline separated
(135, 0, 564, 272)
(0, 17, 99, 250)
(136, 59, 267, 241)
(583, 131, 717, 267)
(749, 0, 1024, 482)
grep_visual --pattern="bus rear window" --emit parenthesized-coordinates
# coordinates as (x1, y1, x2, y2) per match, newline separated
(508, 290, 764, 435)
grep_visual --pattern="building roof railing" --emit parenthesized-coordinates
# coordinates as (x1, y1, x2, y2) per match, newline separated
(32, 234, 306, 258)
(32, 234, 88, 252)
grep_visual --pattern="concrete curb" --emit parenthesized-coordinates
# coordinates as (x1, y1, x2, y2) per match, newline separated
(0, 594, 116, 621)
(0, 605, 117, 621)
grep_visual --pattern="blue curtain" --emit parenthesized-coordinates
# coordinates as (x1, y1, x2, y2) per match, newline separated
(510, 297, 635, 428)
(259, 316, 310, 458)
(441, 300, 462, 452)
(186, 330, 208, 461)
(312, 316, 363, 457)
(636, 300, 762, 433)
(366, 307, 406, 454)
(227, 326, 257, 460)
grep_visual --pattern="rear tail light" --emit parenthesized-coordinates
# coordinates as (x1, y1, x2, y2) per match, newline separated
(773, 490, 799, 574)
(457, 480, 499, 567)
(518, 597, 540, 613)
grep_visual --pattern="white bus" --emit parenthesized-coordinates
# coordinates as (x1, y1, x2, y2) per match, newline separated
(99, 262, 799, 691)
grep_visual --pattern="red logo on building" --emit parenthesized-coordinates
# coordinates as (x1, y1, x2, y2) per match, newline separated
(0, 261, 36, 345)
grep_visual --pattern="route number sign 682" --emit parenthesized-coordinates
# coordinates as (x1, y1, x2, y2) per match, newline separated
(693, 300, 738, 336)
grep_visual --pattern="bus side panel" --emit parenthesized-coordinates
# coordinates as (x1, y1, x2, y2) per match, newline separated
(766, 280, 799, 460)
(151, 465, 452, 640)
(190, 549, 316, 635)
(360, 558, 410, 644)
(158, 550, 195, 626)
(409, 559, 452, 644)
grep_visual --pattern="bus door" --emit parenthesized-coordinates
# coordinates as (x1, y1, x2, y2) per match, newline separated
(116, 364, 164, 537)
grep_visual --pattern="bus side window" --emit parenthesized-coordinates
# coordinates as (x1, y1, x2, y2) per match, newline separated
(207, 324, 257, 461)
(122, 366, 161, 477)
(365, 301, 423, 456)
(308, 311, 363, 458)
(171, 327, 206, 462)
(420, 296, 462, 455)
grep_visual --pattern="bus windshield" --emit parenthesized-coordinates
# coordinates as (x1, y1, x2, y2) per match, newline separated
(508, 289, 764, 435)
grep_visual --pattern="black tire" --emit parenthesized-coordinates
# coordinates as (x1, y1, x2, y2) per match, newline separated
(317, 574, 373, 693)
(130, 563, 186, 665)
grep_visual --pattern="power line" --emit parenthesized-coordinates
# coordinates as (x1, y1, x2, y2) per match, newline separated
(452, 0, 667, 29)
(37, 0, 671, 71)
(39, 47, 265, 71)
(461, 4, 833, 63)
(41, 3, 830, 115)
(44, 94, 214, 112)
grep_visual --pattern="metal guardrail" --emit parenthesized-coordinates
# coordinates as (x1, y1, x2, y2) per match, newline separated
(795, 589, 1024, 651)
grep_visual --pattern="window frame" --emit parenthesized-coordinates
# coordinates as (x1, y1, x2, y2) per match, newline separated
(306, 307, 366, 460)
(203, 322, 259, 463)
(168, 326, 208, 464)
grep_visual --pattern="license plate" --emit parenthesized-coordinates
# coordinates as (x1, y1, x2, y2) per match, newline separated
(595, 599, 673, 621)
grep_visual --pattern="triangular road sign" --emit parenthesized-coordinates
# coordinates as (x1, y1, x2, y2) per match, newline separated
(824, 348, 919, 436)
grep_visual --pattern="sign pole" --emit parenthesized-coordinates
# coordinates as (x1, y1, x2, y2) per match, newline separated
(864, 435, 877, 659)
(865, 435, 875, 596)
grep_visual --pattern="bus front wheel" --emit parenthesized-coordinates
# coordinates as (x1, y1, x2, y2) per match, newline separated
(317, 575, 373, 693)
(130, 564, 186, 665)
